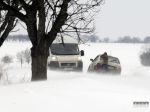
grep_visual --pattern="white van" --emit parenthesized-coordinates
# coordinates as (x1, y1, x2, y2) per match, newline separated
(48, 43, 84, 71)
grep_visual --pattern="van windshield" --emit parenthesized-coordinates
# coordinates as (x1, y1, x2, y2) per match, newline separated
(50, 43, 79, 55)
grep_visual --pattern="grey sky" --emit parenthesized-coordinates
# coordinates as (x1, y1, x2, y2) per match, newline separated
(12, 0, 150, 40)
(95, 0, 150, 40)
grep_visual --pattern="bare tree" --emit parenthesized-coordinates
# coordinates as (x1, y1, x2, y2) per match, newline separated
(16, 51, 24, 68)
(0, 64, 3, 80)
(103, 37, 109, 43)
(23, 48, 31, 64)
(0, 0, 104, 81)
(1, 55, 13, 64)
(0, 63, 7, 83)
(140, 45, 150, 66)
(144, 36, 150, 43)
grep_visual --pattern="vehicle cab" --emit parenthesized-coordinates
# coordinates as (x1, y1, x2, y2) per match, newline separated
(48, 42, 84, 71)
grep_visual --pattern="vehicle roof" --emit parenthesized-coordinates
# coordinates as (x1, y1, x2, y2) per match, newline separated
(97, 54, 120, 64)
(52, 36, 78, 44)
(51, 43, 78, 45)
(97, 54, 119, 59)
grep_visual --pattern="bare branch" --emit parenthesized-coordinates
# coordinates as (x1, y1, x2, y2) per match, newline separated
(0, 1, 26, 22)
(0, 16, 16, 46)
(47, 0, 71, 44)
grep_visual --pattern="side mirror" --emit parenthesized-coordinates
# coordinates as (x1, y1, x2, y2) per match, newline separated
(90, 59, 94, 62)
(80, 50, 84, 56)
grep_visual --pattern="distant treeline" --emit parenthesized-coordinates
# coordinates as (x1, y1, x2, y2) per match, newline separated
(6, 34, 150, 43)
(115, 36, 150, 43)
(6, 35, 29, 41)
(82, 35, 150, 43)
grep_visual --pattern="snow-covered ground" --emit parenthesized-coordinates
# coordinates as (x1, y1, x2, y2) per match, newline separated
(0, 41, 150, 112)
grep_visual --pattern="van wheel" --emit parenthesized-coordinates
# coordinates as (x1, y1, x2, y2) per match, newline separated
(76, 61, 83, 72)
(48, 61, 59, 70)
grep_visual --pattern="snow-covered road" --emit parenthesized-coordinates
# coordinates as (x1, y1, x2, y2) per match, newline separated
(0, 42, 150, 112)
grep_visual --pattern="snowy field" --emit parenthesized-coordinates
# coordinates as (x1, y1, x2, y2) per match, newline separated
(0, 41, 150, 112)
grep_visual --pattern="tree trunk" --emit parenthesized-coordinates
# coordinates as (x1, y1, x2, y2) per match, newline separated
(31, 54, 48, 81)
(31, 41, 49, 81)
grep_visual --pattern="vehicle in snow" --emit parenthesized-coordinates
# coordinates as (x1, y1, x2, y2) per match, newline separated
(88, 54, 121, 74)
(48, 43, 84, 71)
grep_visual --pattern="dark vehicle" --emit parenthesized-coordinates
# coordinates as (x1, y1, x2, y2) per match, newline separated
(88, 54, 121, 74)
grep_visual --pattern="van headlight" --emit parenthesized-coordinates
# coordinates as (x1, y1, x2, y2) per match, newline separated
(51, 56, 56, 61)
(78, 57, 82, 61)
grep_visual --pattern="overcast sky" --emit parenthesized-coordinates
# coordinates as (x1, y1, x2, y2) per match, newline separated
(95, 0, 150, 40)
(12, 0, 150, 40)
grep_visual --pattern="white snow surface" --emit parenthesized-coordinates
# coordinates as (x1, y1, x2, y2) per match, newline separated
(0, 41, 150, 112)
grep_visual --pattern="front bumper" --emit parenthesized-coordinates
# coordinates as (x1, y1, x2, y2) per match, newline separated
(48, 61, 83, 71)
